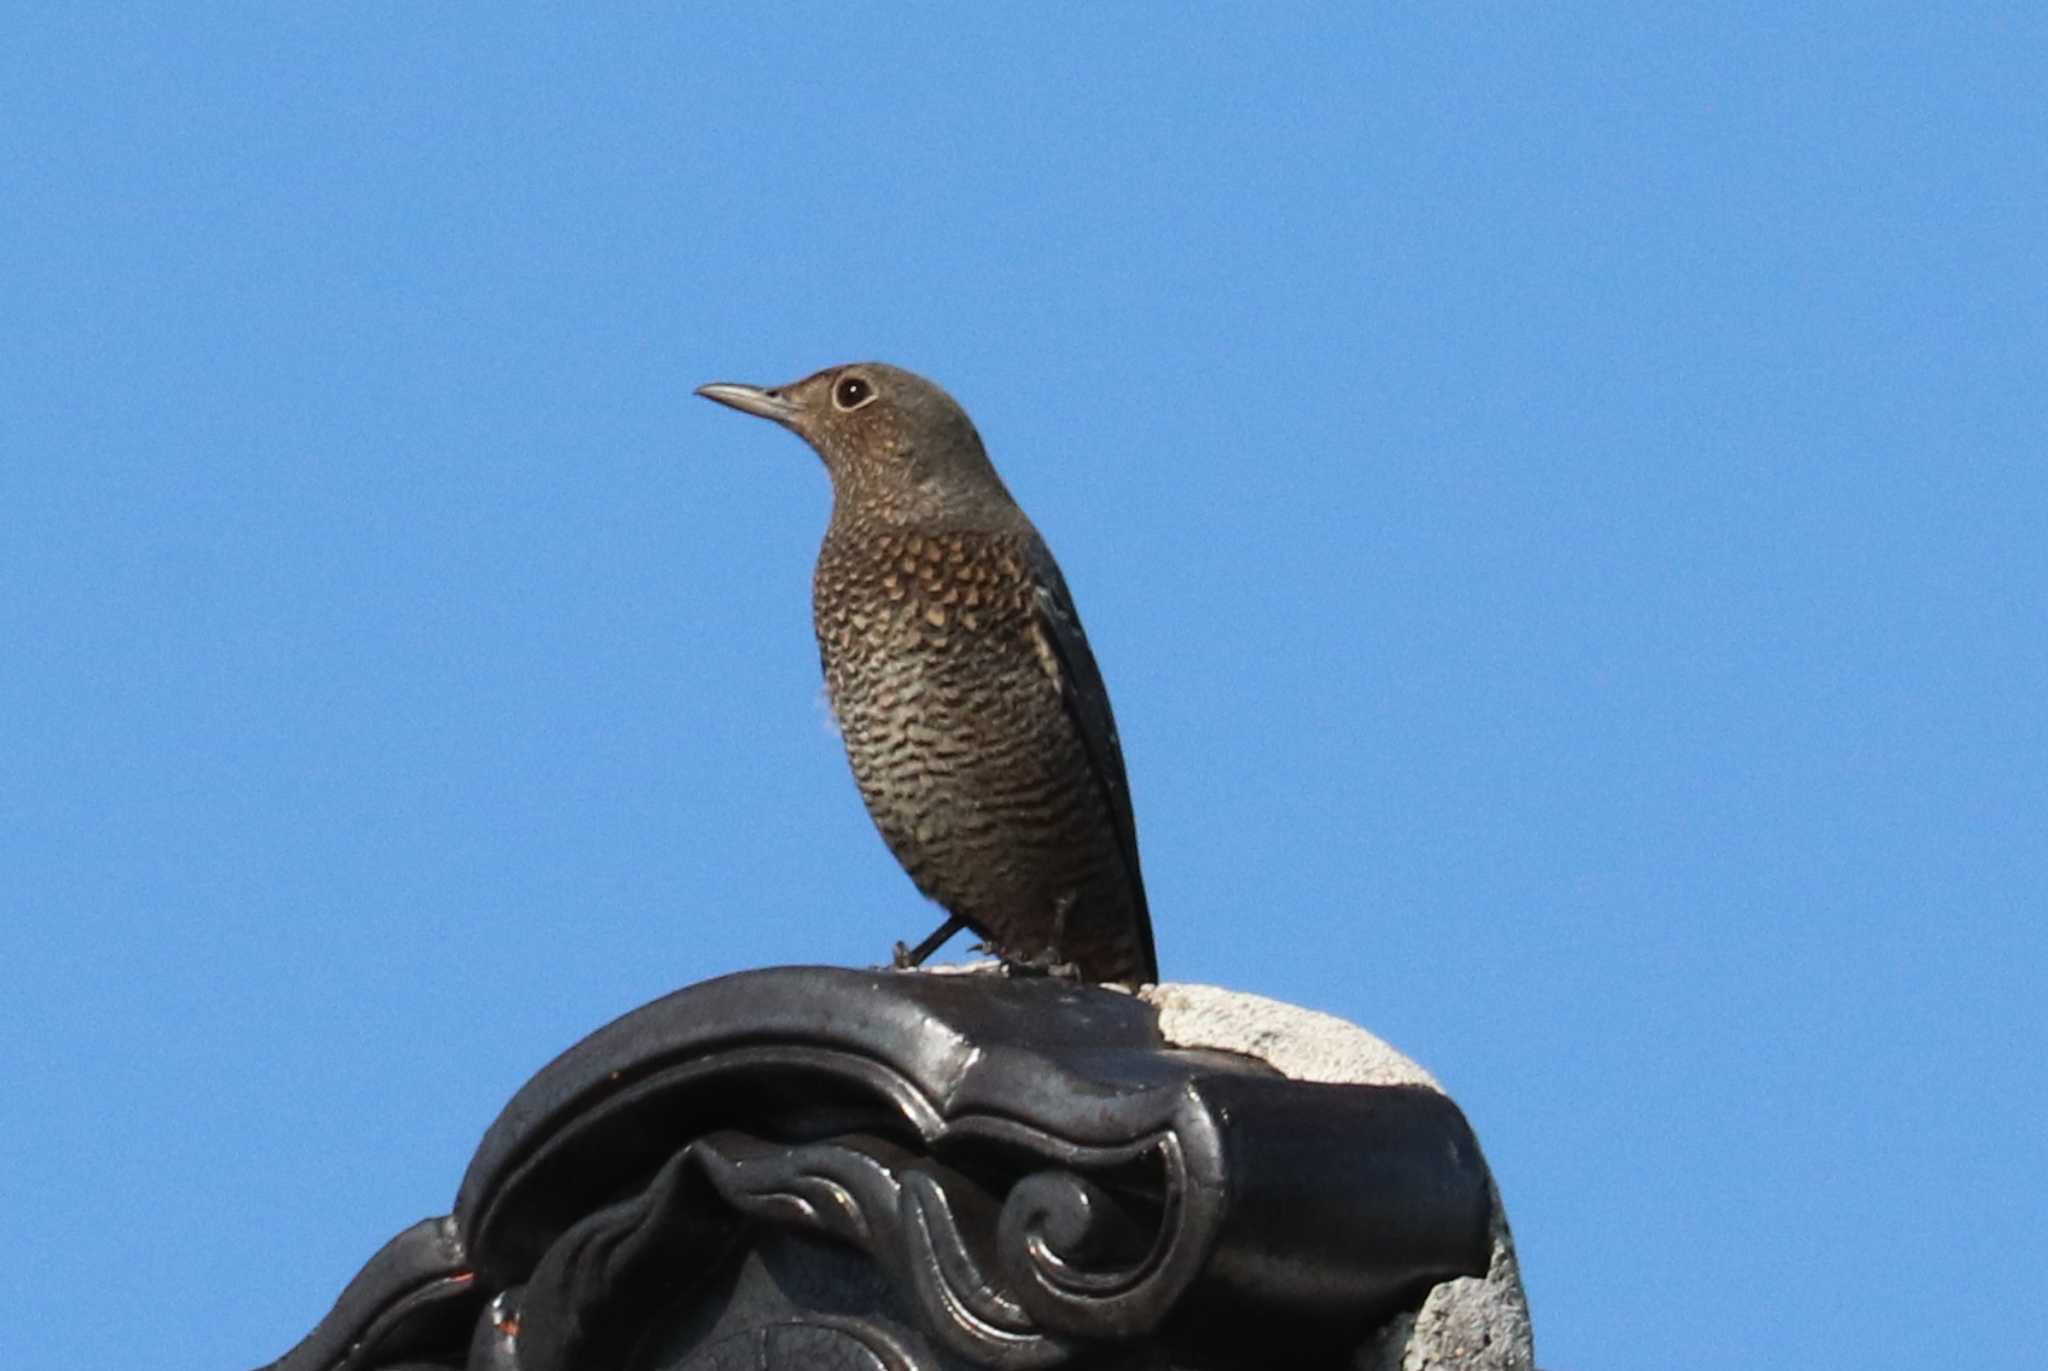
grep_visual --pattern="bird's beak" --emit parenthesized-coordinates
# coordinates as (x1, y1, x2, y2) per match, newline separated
(695, 382, 799, 427)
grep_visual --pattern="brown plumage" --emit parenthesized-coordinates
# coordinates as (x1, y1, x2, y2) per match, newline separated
(696, 362, 1156, 986)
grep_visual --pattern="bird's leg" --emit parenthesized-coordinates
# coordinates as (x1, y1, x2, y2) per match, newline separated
(1000, 895, 1083, 981)
(893, 914, 968, 970)
(1045, 892, 1081, 980)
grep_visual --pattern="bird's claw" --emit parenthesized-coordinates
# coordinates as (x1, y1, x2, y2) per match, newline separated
(998, 950, 1083, 982)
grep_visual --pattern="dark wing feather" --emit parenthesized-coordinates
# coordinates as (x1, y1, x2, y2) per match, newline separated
(1027, 540, 1158, 983)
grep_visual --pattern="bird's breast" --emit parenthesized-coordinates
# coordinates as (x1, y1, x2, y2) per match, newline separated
(810, 524, 1067, 794)
(813, 526, 1038, 667)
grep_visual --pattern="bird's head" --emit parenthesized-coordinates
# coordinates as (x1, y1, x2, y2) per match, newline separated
(697, 362, 1018, 526)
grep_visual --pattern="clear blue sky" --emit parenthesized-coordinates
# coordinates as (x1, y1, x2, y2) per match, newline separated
(4, 9, 2042, 1369)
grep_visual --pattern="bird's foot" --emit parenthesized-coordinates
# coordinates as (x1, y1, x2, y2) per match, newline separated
(891, 914, 969, 971)
(1004, 893, 1082, 980)
(998, 949, 1084, 982)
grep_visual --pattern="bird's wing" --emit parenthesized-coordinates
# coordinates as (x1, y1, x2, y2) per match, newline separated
(1026, 541, 1158, 983)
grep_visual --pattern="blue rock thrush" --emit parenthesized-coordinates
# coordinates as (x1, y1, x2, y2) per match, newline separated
(697, 363, 1157, 986)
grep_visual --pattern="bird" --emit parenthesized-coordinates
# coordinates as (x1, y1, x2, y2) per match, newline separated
(695, 363, 1157, 987)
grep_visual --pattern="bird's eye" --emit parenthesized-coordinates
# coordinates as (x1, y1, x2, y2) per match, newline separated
(833, 375, 877, 411)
